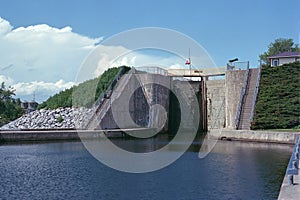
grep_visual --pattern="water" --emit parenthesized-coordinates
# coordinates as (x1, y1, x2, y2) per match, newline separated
(0, 136, 292, 200)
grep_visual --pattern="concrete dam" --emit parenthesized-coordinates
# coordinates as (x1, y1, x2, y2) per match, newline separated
(85, 66, 261, 134)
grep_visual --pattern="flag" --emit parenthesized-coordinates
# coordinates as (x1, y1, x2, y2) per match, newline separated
(185, 58, 191, 65)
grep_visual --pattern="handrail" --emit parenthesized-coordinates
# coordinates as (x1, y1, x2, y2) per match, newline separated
(85, 67, 130, 129)
(93, 67, 129, 110)
(235, 67, 250, 129)
(286, 136, 300, 185)
(95, 69, 136, 126)
(250, 67, 262, 121)
(136, 66, 168, 76)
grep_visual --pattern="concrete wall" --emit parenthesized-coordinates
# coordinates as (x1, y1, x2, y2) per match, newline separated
(98, 72, 170, 131)
(169, 80, 201, 131)
(99, 73, 149, 129)
(94, 69, 248, 132)
(206, 79, 226, 129)
(138, 73, 171, 131)
(209, 129, 299, 144)
(225, 70, 246, 129)
(0, 130, 80, 141)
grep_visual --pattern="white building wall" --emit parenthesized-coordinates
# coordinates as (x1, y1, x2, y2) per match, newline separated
(279, 57, 296, 66)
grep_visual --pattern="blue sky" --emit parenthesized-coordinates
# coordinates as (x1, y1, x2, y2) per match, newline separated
(0, 0, 299, 102)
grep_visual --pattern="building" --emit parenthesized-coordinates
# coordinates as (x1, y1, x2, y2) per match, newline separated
(268, 52, 300, 67)
(21, 100, 39, 113)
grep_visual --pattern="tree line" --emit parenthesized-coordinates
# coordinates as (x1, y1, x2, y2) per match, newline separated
(0, 83, 24, 126)
(38, 66, 129, 109)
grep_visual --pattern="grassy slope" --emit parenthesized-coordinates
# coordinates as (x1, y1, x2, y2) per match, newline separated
(251, 62, 300, 129)
(38, 66, 129, 109)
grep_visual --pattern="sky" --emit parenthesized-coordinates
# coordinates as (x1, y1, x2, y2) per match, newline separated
(0, 0, 299, 102)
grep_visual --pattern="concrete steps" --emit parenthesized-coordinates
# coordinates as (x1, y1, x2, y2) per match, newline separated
(237, 68, 260, 130)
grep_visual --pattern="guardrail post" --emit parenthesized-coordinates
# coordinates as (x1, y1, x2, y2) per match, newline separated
(288, 175, 294, 185)
(292, 161, 298, 169)
(285, 136, 300, 186)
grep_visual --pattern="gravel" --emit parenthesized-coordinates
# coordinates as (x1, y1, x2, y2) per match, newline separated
(1, 107, 93, 130)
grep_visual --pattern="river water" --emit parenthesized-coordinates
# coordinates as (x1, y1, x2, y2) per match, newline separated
(0, 135, 292, 200)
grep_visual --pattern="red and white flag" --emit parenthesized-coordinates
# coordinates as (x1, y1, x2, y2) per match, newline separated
(185, 58, 191, 65)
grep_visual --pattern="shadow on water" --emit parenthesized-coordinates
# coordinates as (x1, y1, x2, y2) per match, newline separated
(109, 132, 207, 153)
(0, 131, 293, 200)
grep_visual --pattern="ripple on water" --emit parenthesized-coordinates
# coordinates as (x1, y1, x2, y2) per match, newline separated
(0, 139, 292, 200)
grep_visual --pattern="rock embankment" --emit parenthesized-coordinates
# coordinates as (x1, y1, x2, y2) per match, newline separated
(1, 107, 93, 130)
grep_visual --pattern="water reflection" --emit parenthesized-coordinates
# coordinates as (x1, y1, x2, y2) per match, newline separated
(0, 136, 293, 200)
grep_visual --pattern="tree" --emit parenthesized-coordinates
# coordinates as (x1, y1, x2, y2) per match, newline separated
(0, 82, 24, 126)
(259, 38, 300, 64)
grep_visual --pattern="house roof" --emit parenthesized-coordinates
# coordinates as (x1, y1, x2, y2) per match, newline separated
(268, 51, 300, 59)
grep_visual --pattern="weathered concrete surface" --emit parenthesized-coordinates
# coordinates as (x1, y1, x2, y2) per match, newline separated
(0, 128, 156, 142)
(88, 71, 171, 131)
(206, 80, 226, 129)
(278, 168, 300, 200)
(208, 129, 300, 144)
(0, 130, 80, 141)
(170, 80, 200, 131)
(225, 70, 247, 129)
(138, 73, 171, 131)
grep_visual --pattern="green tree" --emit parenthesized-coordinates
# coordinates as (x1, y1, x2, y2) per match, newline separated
(38, 66, 130, 109)
(259, 38, 300, 64)
(0, 82, 24, 126)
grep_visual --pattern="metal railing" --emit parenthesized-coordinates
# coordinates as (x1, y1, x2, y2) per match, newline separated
(227, 61, 250, 71)
(136, 66, 168, 76)
(286, 136, 300, 185)
(93, 67, 129, 109)
(235, 65, 250, 129)
(85, 67, 130, 129)
(250, 66, 262, 122)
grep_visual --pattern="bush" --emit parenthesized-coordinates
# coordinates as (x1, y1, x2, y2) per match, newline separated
(251, 62, 300, 129)
(57, 115, 63, 123)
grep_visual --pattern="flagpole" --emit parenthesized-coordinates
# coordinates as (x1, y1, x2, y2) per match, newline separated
(189, 48, 191, 76)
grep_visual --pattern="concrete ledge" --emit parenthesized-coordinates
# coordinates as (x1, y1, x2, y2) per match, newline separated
(0, 128, 156, 142)
(208, 129, 300, 144)
(278, 167, 300, 199)
(0, 129, 82, 142)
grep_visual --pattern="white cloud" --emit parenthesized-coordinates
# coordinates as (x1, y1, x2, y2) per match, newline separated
(0, 17, 102, 84)
(0, 74, 14, 85)
(0, 17, 101, 102)
(110, 50, 186, 69)
(13, 79, 74, 96)
(0, 18, 216, 103)
(0, 18, 12, 35)
(0, 74, 74, 102)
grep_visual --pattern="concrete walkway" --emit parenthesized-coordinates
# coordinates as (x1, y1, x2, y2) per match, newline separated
(278, 168, 300, 200)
